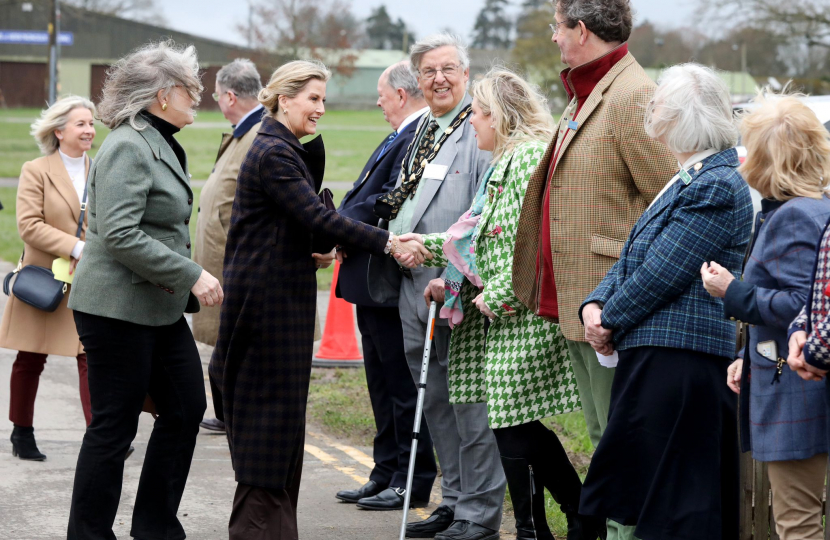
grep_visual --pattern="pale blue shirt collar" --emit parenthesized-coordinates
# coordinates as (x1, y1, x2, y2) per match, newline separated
(429, 97, 468, 133)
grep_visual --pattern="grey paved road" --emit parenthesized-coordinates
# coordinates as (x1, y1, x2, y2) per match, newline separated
(0, 260, 515, 539)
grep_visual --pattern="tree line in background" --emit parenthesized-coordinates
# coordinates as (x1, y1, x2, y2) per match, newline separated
(71, 0, 830, 97)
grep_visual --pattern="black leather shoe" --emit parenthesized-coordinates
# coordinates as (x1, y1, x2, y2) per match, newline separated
(199, 417, 226, 432)
(406, 505, 455, 538)
(10, 425, 46, 461)
(336, 480, 383, 503)
(357, 487, 429, 510)
(436, 521, 499, 540)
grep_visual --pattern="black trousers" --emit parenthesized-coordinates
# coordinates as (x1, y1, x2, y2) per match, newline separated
(67, 311, 206, 540)
(356, 306, 437, 500)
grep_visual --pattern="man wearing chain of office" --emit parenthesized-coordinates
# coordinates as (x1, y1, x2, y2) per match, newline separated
(369, 33, 506, 540)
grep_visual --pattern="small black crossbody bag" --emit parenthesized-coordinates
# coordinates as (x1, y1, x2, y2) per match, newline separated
(3, 173, 89, 312)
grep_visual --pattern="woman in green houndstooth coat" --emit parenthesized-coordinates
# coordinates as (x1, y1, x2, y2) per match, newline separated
(397, 68, 603, 540)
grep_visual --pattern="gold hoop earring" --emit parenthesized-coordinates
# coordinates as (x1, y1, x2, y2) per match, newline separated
(162, 103, 168, 111)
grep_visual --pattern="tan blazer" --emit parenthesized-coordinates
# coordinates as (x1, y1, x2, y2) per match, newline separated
(512, 53, 678, 342)
(192, 122, 260, 345)
(0, 152, 89, 356)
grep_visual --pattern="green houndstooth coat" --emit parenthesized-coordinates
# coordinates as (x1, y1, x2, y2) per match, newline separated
(422, 141, 580, 429)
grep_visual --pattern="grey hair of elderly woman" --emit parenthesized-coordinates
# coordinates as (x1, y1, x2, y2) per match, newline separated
(96, 40, 203, 130)
(409, 33, 470, 73)
(645, 63, 739, 154)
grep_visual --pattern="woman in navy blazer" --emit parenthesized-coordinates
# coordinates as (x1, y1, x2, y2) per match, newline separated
(702, 94, 830, 540)
(577, 64, 754, 540)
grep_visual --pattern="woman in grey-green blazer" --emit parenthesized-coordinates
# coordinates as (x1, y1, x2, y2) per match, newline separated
(66, 41, 223, 540)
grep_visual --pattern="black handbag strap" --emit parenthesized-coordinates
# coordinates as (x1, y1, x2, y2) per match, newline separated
(75, 171, 89, 238)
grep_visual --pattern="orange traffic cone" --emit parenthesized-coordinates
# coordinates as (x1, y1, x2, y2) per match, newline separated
(312, 260, 363, 367)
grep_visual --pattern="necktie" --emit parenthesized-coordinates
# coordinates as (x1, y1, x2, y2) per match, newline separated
(376, 132, 398, 163)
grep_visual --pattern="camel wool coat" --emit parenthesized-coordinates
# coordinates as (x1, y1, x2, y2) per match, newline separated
(0, 152, 88, 356)
(192, 118, 261, 345)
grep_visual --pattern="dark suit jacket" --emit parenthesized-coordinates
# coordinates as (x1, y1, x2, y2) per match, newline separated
(336, 117, 422, 307)
(208, 116, 389, 490)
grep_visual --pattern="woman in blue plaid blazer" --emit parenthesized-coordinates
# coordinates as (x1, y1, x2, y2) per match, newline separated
(576, 64, 754, 540)
(703, 95, 830, 540)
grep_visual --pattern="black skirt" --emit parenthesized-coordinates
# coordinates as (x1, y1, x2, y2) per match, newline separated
(579, 346, 739, 540)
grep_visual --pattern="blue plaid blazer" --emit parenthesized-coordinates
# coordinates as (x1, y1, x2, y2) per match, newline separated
(583, 148, 753, 358)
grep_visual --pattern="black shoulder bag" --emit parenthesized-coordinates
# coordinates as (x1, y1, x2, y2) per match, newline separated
(3, 176, 89, 312)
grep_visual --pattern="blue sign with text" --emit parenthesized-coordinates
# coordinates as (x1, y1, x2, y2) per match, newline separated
(0, 31, 74, 46)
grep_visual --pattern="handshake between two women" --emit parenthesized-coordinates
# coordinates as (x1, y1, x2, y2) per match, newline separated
(333, 232, 431, 267)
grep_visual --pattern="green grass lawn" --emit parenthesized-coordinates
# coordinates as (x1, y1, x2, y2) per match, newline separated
(0, 108, 390, 181)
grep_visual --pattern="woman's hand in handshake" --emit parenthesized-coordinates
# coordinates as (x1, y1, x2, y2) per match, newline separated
(393, 233, 430, 268)
(191, 269, 224, 307)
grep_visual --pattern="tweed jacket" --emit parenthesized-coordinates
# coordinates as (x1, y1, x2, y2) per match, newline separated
(0, 152, 88, 356)
(208, 116, 389, 490)
(68, 122, 203, 326)
(336, 116, 421, 307)
(727, 197, 830, 461)
(583, 149, 753, 359)
(420, 141, 580, 427)
(512, 52, 677, 341)
(368, 94, 491, 325)
(192, 110, 262, 345)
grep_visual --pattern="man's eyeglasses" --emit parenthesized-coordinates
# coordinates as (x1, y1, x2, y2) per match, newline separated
(418, 64, 462, 80)
(549, 20, 568, 36)
(211, 90, 235, 102)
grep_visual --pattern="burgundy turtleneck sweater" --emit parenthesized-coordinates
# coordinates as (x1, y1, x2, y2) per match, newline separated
(536, 43, 629, 320)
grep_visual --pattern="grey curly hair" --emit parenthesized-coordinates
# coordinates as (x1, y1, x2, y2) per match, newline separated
(96, 40, 203, 130)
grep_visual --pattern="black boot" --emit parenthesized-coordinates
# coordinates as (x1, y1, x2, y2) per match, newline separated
(10, 425, 46, 461)
(532, 427, 607, 540)
(501, 456, 555, 540)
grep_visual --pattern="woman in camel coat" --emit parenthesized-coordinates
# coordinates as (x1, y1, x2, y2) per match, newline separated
(1, 95, 95, 461)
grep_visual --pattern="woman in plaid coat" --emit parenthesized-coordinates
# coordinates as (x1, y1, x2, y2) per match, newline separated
(400, 69, 600, 540)
(208, 61, 428, 540)
(702, 95, 830, 540)
(578, 64, 754, 540)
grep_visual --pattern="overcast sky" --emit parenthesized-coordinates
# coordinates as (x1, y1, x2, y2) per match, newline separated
(162, 0, 696, 48)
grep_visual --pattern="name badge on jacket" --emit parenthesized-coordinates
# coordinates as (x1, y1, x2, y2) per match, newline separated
(424, 164, 449, 180)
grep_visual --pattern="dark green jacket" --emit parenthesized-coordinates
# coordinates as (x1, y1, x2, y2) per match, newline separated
(68, 121, 203, 326)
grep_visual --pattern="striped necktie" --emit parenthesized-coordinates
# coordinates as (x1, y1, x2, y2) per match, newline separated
(376, 132, 398, 162)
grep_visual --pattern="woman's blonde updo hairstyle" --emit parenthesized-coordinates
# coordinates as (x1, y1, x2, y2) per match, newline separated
(259, 60, 331, 116)
(470, 67, 554, 162)
(97, 40, 203, 130)
(739, 92, 830, 201)
(30, 95, 95, 155)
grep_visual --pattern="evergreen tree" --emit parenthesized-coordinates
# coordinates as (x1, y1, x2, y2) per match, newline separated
(471, 0, 513, 50)
(366, 5, 416, 50)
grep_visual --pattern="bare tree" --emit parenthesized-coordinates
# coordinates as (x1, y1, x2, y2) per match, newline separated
(239, 0, 364, 78)
(697, 0, 830, 50)
(64, 0, 167, 25)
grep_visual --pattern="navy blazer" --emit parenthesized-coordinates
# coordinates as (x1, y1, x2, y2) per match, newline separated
(728, 196, 830, 460)
(336, 117, 422, 307)
(583, 148, 754, 359)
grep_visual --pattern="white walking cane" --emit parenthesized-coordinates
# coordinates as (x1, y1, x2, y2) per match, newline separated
(399, 301, 437, 540)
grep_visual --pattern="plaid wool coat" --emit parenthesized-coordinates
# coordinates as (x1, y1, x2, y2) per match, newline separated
(512, 52, 677, 341)
(582, 149, 754, 359)
(208, 117, 389, 490)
